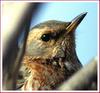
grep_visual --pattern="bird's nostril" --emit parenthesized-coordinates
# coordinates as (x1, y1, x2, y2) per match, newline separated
(67, 22, 71, 26)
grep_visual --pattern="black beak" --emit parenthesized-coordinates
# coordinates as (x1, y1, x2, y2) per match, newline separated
(66, 12, 87, 33)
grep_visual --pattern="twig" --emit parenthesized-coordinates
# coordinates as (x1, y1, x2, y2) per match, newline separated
(58, 57, 97, 90)
(2, 3, 41, 90)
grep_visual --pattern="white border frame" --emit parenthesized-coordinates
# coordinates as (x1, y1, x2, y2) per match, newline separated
(0, 0, 99, 92)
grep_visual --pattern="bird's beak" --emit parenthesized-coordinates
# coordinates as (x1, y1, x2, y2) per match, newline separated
(66, 12, 87, 33)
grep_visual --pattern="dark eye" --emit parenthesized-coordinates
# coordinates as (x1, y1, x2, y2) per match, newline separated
(41, 34, 51, 42)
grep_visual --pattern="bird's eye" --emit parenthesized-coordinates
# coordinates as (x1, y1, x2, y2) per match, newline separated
(41, 34, 51, 42)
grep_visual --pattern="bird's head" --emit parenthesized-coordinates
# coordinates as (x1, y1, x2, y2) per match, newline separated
(25, 12, 87, 63)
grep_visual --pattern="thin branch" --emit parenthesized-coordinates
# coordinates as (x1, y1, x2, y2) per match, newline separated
(58, 57, 97, 90)
(3, 3, 42, 90)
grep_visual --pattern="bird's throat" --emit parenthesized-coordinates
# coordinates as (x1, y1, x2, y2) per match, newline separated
(21, 56, 69, 90)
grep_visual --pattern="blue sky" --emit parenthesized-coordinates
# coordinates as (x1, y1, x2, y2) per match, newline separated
(30, 2, 98, 65)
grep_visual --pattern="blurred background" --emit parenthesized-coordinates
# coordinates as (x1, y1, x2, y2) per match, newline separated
(30, 2, 98, 65)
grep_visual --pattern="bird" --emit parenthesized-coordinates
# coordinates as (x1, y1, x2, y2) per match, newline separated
(17, 12, 87, 90)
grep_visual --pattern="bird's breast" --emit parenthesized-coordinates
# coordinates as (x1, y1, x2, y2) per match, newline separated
(21, 56, 68, 90)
